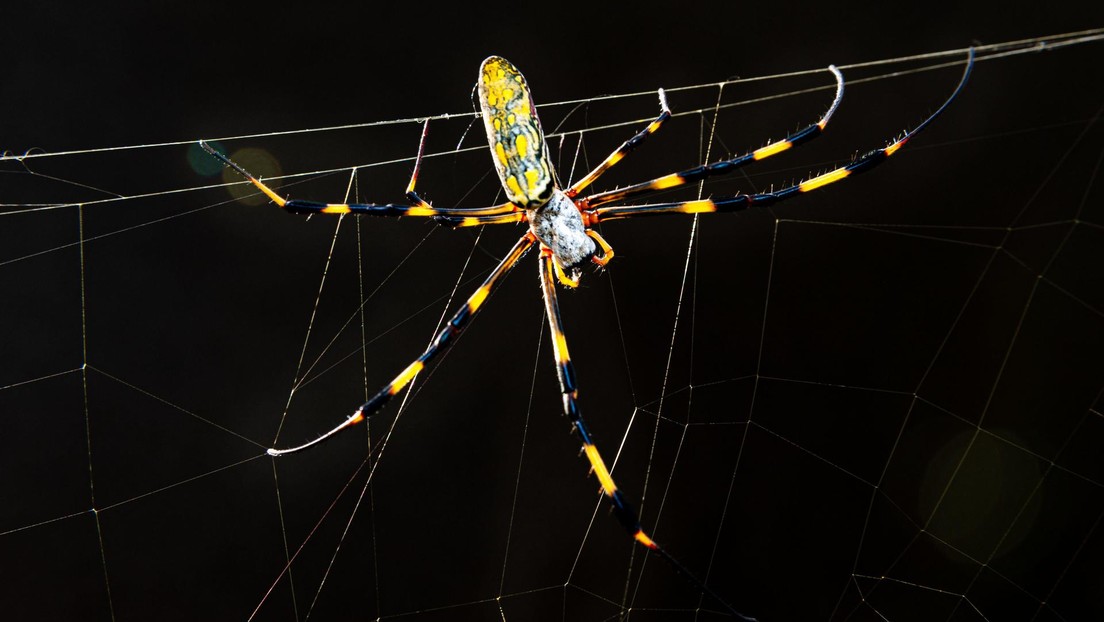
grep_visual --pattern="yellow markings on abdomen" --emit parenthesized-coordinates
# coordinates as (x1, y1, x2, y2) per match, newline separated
(799, 168, 851, 192)
(478, 56, 554, 209)
(753, 140, 793, 160)
(389, 360, 425, 394)
(583, 444, 618, 496)
(506, 175, 523, 198)
(524, 168, 541, 193)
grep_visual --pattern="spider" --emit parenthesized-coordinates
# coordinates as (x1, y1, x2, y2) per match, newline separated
(201, 50, 974, 620)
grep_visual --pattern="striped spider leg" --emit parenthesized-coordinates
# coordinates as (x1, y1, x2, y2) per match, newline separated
(582, 49, 975, 224)
(199, 120, 521, 220)
(537, 247, 754, 620)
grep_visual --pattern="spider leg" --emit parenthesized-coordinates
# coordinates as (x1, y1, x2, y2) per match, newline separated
(578, 65, 844, 210)
(200, 139, 522, 219)
(537, 249, 755, 621)
(586, 230, 614, 266)
(586, 49, 974, 224)
(565, 89, 672, 198)
(432, 211, 528, 228)
(267, 231, 537, 456)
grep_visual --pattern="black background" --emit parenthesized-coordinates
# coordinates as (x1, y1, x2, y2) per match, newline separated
(3, 3, 1104, 621)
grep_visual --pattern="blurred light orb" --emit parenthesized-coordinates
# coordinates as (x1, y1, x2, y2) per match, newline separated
(186, 140, 227, 176)
(919, 428, 1043, 562)
(221, 147, 282, 206)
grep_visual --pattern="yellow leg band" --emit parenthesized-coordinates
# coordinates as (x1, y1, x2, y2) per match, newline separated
(389, 360, 424, 394)
(584, 444, 617, 496)
(634, 530, 657, 548)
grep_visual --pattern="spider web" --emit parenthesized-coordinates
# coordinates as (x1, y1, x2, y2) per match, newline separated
(2, 32, 1104, 622)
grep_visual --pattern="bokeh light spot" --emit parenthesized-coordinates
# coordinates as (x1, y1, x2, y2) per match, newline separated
(187, 141, 227, 176)
(221, 148, 282, 206)
(919, 428, 1043, 561)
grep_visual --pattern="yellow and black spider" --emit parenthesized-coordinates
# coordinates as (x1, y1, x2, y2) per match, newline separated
(201, 50, 974, 619)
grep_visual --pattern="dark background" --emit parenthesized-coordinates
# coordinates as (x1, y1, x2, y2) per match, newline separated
(3, 3, 1104, 621)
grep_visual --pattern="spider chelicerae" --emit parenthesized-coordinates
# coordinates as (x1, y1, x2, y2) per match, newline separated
(201, 50, 974, 619)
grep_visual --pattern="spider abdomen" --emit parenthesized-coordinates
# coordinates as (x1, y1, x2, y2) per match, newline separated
(478, 56, 555, 210)
(529, 189, 596, 273)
